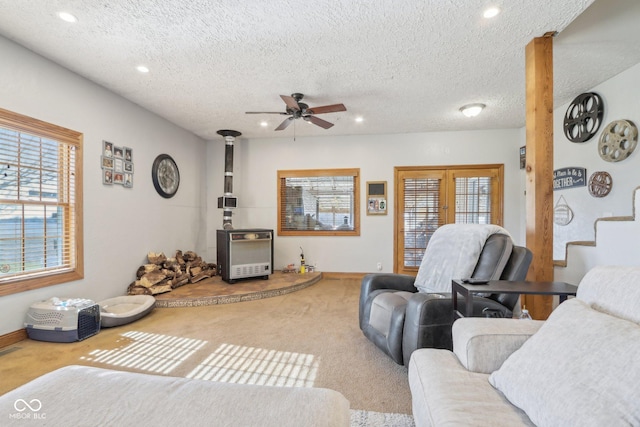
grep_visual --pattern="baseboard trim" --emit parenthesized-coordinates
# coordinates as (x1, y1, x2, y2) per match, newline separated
(321, 272, 368, 280)
(0, 329, 27, 349)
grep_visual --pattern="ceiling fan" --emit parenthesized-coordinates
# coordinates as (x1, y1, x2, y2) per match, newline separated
(246, 93, 347, 131)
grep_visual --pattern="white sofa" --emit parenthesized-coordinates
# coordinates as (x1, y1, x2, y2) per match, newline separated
(0, 365, 350, 426)
(408, 265, 640, 427)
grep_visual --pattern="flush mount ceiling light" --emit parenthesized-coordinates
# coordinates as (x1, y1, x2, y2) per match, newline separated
(57, 12, 78, 23)
(460, 103, 486, 117)
(355, 116, 364, 123)
(483, 7, 501, 18)
(136, 65, 150, 73)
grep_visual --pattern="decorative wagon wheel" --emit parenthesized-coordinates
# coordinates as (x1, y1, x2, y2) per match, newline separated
(588, 171, 613, 198)
(563, 92, 604, 143)
(598, 119, 638, 162)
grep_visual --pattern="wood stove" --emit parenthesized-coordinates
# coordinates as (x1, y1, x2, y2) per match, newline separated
(216, 229, 273, 283)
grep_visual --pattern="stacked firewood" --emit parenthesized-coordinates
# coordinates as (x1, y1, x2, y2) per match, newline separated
(127, 250, 217, 295)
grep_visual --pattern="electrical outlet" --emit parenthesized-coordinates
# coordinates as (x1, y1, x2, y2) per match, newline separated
(376, 262, 382, 271)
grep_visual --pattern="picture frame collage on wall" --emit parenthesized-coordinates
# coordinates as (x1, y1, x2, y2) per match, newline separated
(102, 140, 134, 188)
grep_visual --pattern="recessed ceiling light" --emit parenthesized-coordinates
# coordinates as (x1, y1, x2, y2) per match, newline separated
(460, 103, 486, 117)
(260, 121, 268, 127)
(136, 65, 150, 73)
(483, 7, 500, 19)
(355, 117, 364, 123)
(57, 12, 78, 23)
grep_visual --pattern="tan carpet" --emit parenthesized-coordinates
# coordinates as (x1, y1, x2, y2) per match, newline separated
(0, 278, 412, 415)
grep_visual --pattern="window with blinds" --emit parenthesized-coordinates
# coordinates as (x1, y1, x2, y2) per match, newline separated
(277, 169, 360, 236)
(454, 176, 492, 223)
(403, 177, 442, 268)
(0, 108, 83, 296)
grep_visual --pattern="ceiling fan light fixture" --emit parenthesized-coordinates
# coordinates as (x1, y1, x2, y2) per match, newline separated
(246, 93, 346, 131)
(460, 103, 486, 117)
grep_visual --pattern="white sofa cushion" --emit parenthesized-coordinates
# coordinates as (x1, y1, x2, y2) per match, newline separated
(409, 349, 534, 427)
(489, 298, 640, 427)
(576, 265, 640, 324)
(0, 365, 350, 427)
(452, 318, 544, 374)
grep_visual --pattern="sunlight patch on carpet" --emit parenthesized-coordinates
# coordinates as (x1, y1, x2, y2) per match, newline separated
(186, 343, 319, 387)
(80, 330, 207, 374)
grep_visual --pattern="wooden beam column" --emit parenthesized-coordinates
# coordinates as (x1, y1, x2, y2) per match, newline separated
(524, 35, 555, 319)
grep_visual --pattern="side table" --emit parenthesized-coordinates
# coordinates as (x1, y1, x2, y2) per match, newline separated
(452, 279, 578, 319)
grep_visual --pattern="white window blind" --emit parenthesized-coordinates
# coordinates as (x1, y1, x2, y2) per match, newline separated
(403, 177, 441, 267)
(454, 176, 492, 224)
(0, 108, 82, 291)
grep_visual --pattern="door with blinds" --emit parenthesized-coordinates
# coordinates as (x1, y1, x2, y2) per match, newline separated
(394, 165, 503, 275)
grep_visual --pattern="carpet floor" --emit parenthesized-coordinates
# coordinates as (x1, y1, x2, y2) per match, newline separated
(0, 277, 413, 418)
(350, 410, 416, 427)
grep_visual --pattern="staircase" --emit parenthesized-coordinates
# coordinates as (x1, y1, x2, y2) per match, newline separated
(554, 186, 640, 285)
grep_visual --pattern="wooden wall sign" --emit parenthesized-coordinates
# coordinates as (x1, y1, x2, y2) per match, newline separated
(553, 167, 586, 190)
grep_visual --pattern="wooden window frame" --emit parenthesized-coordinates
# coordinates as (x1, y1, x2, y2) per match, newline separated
(394, 164, 503, 274)
(277, 168, 360, 236)
(0, 108, 83, 296)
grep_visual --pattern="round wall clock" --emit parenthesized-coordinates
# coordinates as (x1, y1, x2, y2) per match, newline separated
(152, 154, 180, 198)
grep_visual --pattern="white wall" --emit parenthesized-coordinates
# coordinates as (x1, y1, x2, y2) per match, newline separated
(0, 36, 207, 335)
(555, 189, 640, 284)
(553, 62, 640, 261)
(206, 129, 526, 273)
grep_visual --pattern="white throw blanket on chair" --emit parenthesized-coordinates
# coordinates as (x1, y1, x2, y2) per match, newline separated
(414, 224, 511, 293)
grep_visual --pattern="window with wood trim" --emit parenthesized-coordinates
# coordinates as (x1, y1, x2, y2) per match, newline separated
(277, 169, 360, 236)
(0, 108, 83, 296)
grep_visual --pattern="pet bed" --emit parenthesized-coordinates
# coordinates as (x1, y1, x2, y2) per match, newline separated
(98, 295, 155, 327)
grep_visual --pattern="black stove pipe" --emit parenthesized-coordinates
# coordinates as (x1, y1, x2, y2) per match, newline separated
(217, 129, 241, 230)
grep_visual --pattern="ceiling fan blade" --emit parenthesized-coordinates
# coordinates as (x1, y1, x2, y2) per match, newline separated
(307, 103, 347, 115)
(280, 95, 300, 111)
(306, 115, 334, 129)
(275, 117, 294, 131)
(245, 111, 288, 115)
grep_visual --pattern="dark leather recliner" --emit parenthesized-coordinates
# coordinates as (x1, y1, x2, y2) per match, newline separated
(359, 233, 532, 366)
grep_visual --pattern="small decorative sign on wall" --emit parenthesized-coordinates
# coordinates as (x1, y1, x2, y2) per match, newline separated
(553, 167, 586, 191)
(367, 181, 387, 215)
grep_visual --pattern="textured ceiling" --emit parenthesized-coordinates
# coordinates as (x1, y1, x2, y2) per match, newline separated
(0, 0, 638, 140)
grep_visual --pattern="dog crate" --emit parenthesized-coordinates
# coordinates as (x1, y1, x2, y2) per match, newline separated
(25, 298, 101, 342)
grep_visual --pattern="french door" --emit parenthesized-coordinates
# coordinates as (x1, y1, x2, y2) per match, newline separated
(394, 165, 504, 275)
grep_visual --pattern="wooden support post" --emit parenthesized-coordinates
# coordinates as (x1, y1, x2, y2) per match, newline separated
(524, 35, 555, 319)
